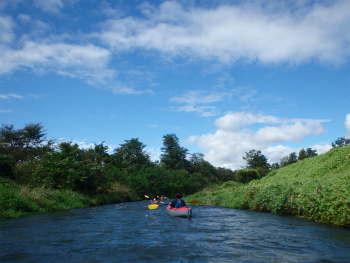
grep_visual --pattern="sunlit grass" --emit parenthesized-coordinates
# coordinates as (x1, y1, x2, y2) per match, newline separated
(0, 179, 139, 220)
(187, 146, 350, 227)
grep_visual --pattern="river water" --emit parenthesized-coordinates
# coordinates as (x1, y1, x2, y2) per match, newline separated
(1, 201, 349, 262)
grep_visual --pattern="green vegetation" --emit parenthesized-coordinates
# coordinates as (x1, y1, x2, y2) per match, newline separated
(187, 145, 350, 227)
(1, 123, 349, 228)
(0, 124, 234, 220)
(0, 177, 136, 219)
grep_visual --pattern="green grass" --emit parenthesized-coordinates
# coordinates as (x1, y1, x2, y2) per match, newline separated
(0, 179, 139, 220)
(0, 178, 89, 219)
(187, 145, 350, 228)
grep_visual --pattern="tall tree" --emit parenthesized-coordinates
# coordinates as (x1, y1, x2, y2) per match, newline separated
(87, 142, 111, 165)
(160, 134, 189, 170)
(280, 152, 298, 167)
(0, 123, 54, 162)
(112, 138, 150, 169)
(243, 149, 270, 177)
(332, 137, 350, 148)
(298, 148, 308, 160)
(189, 152, 218, 183)
(305, 148, 318, 158)
(270, 162, 280, 170)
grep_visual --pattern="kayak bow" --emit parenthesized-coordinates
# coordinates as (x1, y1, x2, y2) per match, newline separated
(166, 206, 192, 218)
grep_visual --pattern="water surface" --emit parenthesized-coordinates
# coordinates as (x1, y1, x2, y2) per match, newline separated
(1, 201, 349, 262)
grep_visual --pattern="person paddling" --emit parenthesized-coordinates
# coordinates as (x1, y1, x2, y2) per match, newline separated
(169, 193, 186, 208)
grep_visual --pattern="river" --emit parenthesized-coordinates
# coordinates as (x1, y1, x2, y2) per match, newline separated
(1, 201, 349, 262)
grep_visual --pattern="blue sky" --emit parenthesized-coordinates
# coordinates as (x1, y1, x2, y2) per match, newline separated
(1, 0, 349, 170)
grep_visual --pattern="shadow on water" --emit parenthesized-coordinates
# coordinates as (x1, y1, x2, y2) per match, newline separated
(1, 201, 349, 262)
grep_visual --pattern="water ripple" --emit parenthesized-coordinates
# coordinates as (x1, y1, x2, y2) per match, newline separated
(1, 201, 349, 262)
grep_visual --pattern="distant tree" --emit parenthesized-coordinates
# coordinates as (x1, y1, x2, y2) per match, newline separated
(280, 152, 298, 167)
(279, 156, 289, 167)
(112, 138, 151, 169)
(243, 149, 270, 177)
(332, 137, 350, 148)
(94, 142, 110, 162)
(160, 134, 189, 170)
(0, 123, 54, 162)
(305, 147, 318, 158)
(216, 167, 236, 182)
(298, 148, 308, 160)
(189, 152, 204, 165)
(189, 152, 218, 184)
(270, 162, 280, 170)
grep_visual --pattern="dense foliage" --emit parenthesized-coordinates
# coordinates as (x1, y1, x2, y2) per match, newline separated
(0, 123, 235, 219)
(1, 123, 349, 226)
(187, 145, 350, 228)
(0, 123, 54, 163)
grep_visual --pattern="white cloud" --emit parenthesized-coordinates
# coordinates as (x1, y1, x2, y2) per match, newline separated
(0, 94, 23, 100)
(171, 90, 229, 105)
(0, 109, 13, 113)
(191, 111, 330, 170)
(146, 146, 162, 162)
(170, 90, 231, 116)
(33, 0, 64, 13)
(265, 145, 296, 164)
(1, 0, 349, 94)
(110, 82, 154, 95)
(215, 112, 281, 131)
(99, 0, 350, 65)
(255, 121, 325, 144)
(0, 15, 15, 44)
(312, 144, 332, 155)
(345, 113, 350, 138)
(0, 41, 114, 84)
(172, 105, 219, 117)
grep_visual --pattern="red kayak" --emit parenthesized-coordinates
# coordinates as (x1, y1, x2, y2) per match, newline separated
(166, 206, 192, 218)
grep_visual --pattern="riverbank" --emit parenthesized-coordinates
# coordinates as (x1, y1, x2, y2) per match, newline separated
(0, 179, 139, 220)
(187, 146, 350, 228)
(2, 146, 349, 227)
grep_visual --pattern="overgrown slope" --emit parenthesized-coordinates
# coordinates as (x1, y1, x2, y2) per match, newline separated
(187, 145, 350, 227)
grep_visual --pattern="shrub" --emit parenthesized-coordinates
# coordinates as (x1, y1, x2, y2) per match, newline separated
(0, 154, 15, 179)
(235, 169, 260, 183)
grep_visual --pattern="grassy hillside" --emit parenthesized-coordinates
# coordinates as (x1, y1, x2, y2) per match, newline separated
(187, 145, 350, 227)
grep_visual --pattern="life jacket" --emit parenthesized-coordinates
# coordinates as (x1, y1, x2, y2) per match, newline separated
(175, 199, 184, 208)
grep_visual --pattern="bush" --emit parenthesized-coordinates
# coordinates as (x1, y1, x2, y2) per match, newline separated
(0, 154, 15, 179)
(235, 169, 260, 183)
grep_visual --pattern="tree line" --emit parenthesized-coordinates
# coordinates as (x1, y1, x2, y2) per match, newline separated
(0, 123, 235, 198)
(1, 123, 349, 198)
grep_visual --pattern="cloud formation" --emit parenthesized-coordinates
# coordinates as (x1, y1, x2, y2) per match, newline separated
(99, 0, 350, 65)
(190, 111, 330, 170)
(1, 0, 349, 91)
(0, 94, 23, 100)
(33, 0, 64, 13)
(170, 90, 231, 116)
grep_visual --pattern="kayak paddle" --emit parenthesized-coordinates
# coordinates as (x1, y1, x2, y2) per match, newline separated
(148, 204, 159, 209)
(147, 200, 198, 209)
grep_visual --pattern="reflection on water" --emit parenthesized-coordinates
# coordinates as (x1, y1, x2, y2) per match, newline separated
(1, 201, 349, 262)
